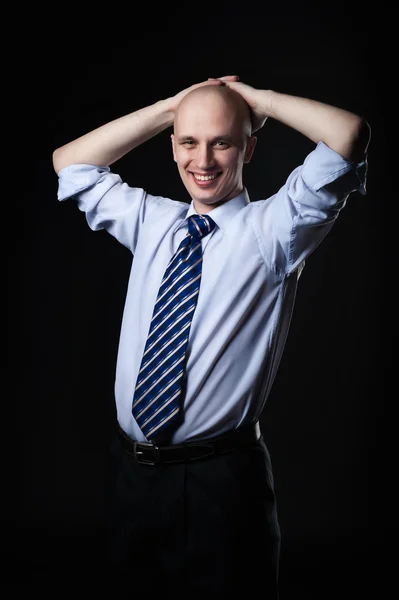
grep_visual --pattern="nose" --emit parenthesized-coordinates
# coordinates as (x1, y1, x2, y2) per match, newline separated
(196, 144, 215, 170)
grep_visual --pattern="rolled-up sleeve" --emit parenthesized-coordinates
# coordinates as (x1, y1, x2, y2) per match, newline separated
(253, 141, 368, 275)
(57, 164, 166, 253)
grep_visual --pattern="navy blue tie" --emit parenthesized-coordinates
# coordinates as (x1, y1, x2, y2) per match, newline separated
(132, 213, 216, 440)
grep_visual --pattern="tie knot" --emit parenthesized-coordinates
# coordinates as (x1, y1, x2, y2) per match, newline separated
(188, 214, 216, 239)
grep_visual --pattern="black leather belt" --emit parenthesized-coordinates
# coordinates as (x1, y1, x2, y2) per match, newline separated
(117, 421, 261, 466)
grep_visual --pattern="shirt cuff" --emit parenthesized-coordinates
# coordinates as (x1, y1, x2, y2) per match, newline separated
(301, 141, 368, 196)
(57, 164, 110, 201)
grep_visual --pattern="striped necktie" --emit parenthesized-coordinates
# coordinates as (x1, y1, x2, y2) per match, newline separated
(132, 213, 216, 441)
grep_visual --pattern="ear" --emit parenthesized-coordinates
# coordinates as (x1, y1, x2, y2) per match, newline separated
(171, 134, 177, 162)
(244, 135, 257, 164)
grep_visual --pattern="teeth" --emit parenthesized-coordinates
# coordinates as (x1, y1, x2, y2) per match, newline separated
(194, 173, 218, 181)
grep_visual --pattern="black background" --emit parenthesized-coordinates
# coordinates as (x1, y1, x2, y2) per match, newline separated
(7, 2, 394, 596)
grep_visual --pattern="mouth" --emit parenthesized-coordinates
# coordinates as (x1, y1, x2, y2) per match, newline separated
(189, 171, 223, 187)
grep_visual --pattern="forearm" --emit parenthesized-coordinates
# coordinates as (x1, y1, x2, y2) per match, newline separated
(52, 98, 174, 174)
(263, 90, 370, 162)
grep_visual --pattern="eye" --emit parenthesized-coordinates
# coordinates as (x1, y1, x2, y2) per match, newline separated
(214, 141, 228, 147)
(182, 140, 195, 146)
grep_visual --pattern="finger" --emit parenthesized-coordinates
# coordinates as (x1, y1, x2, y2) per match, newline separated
(217, 75, 240, 81)
(208, 75, 239, 81)
(200, 80, 224, 86)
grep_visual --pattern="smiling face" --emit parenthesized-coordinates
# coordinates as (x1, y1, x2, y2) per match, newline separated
(171, 86, 257, 214)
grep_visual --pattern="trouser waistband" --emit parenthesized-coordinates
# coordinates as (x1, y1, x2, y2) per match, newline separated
(116, 421, 261, 465)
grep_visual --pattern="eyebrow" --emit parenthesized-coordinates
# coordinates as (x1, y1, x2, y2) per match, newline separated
(177, 135, 234, 143)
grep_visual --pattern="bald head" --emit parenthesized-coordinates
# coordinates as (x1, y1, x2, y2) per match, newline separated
(174, 85, 253, 139)
(170, 83, 258, 212)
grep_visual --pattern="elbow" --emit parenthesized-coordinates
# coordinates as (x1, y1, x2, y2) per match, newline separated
(52, 145, 75, 175)
(52, 147, 65, 175)
(346, 117, 371, 163)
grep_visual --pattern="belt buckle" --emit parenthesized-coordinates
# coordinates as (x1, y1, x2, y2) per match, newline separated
(133, 440, 160, 466)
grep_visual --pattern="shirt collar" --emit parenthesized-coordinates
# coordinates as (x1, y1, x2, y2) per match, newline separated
(173, 188, 250, 234)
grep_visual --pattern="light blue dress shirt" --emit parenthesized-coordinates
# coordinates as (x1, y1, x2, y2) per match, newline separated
(57, 141, 367, 443)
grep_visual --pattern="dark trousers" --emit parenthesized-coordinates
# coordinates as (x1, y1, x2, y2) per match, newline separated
(106, 430, 281, 598)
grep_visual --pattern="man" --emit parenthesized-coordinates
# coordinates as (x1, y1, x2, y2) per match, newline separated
(52, 75, 370, 596)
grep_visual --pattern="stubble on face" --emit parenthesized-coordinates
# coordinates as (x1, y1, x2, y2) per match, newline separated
(172, 86, 254, 212)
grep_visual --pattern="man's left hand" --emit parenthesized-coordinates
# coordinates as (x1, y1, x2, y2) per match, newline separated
(211, 77, 271, 133)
